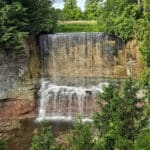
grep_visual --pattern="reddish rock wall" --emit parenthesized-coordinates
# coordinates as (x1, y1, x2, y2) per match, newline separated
(0, 100, 36, 120)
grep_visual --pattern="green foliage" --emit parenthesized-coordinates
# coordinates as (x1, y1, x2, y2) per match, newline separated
(30, 121, 61, 150)
(0, 2, 28, 51)
(140, 68, 150, 95)
(55, 9, 65, 21)
(97, 0, 150, 68)
(63, 0, 82, 20)
(0, 0, 58, 51)
(0, 139, 7, 150)
(84, 0, 100, 20)
(134, 129, 150, 150)
(69, 118, 94, 150)
(94, 79, 146, 149)
(98, 0, 141, 40)
(0, 0, 7, 8)
(137, 0, 150, 67)
(21, 0, 57, 34)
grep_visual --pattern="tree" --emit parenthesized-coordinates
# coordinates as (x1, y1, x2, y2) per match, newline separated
(30, 121, 61, 150)
(98, 0, 140, 40)
(63, 0, 82, 20)
(84, 0, 100, 20)
(0, 0, 7, 8)
(0, 0, 58, 51)
(55, 9, 65, 20)
(0, 2, 28, 51)
(21, 0, 57, 34)
(138, 0, 150, 66)
(69, 118, 94, 150)
(94, 79, 146, 149)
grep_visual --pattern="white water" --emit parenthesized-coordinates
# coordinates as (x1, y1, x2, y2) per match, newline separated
(36, 79, 108, 122)
(37, 33, 119, 122)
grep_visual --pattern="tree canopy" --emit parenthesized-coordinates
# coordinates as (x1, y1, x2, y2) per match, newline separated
(84, 0, 100, 19)
(0, 2, 28, 51)
(97, 0, 150, 67)
(63, 0, 82, 20)
(94, 79, 147, 149)
(0, 0, 58, 51)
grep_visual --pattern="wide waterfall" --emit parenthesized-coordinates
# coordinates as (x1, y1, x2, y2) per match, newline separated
(37, 79, 108, 121)
(37, 32, 122, 121)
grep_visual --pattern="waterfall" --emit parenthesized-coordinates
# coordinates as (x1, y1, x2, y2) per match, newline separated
(37, 32, 122, 121)
(37, 79, 108, 121)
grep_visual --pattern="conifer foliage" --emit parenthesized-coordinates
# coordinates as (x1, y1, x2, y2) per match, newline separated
(69, 119, 94, 150)
(94, 79, 146, 149)
(30, 121, 62, 150)
(0, 0, 57, 51)
(0, 2, 28, 51)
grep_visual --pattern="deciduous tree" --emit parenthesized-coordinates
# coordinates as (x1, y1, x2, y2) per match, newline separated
(63, 0, 82, 20)
(84, 0, 100, 19)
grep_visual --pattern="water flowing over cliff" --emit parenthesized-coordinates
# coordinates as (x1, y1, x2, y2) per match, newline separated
(37, 32, 124, 121)
(0, 33, 144, 150)
(39, 32, 123, 84)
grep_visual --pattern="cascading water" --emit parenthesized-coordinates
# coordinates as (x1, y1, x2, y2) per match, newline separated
(37, 79, 108, 121)
(37, 32, 122, 121)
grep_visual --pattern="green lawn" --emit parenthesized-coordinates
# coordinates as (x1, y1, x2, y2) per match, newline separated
(56, 20, 99, 32)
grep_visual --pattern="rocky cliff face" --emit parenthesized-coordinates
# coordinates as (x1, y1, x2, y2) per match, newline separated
(0, 33, 144, 142)
(0, 36, 40, 100)
(0, 36, 40, 140)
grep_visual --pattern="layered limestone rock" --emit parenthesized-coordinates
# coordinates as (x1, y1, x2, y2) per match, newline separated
(0, 36, 40, 139)
(40, 33, 143, 86)
(0, 36, 40, 101)
(114, 40, 143, 78)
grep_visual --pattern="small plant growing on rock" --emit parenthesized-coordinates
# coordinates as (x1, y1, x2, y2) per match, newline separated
(0, 139, 7, 150)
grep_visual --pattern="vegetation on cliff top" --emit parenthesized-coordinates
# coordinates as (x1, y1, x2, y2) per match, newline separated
(0, 0, 57, 51)
(97, 0, 150, 67)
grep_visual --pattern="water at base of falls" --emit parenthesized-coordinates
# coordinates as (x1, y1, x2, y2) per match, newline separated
(36, 79, 108, 122)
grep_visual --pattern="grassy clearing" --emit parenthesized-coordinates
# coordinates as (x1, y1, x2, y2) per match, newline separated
(56, 20, 99, 32)
(58, 20, 97, 25)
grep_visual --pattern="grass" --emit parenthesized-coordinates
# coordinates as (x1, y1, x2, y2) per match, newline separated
(56, 20, 99, 32)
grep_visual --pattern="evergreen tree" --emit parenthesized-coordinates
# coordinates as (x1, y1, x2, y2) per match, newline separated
(0, 0, 58, 51)
(30, 121, 62, 150)
(69, 119, 94, 150)
(94, 79, 146, 149)
(21, 0, 57, 34)
(0, 2, 28, 51)
(63, 0, 82, 20)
